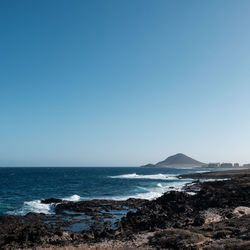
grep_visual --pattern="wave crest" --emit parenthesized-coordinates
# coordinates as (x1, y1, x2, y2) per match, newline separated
(63, 194, 81, 202)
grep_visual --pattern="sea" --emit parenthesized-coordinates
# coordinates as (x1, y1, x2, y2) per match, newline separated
(0, 167, 215, 216)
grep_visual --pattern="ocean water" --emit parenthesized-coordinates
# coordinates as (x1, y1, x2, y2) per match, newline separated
(0, 167, 209, 216)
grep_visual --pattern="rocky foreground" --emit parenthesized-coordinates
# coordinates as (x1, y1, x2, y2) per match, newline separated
(0, 169, 250, 249)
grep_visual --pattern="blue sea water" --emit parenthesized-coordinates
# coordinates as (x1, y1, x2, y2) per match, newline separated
(0, 167, 211, 216)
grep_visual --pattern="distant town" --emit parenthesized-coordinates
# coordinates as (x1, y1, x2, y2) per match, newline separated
(204, 163, 250, 168)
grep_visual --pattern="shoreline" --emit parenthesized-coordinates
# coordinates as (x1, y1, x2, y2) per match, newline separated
(179, 168, 250, 179)
(0, 168, 250, 249)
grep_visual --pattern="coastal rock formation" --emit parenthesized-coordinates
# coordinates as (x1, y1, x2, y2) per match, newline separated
(0, 172, 250, 249)
(54, 198, 146, 215)
(121, 178, 249, 233)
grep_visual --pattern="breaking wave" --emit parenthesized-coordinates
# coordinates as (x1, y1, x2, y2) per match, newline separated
(8, 194, 81, 216)
(8, 200, 53, 216)
(94, 181, 191, 201)
(62, 194, 81, 202)
(109, 173, 179, 180)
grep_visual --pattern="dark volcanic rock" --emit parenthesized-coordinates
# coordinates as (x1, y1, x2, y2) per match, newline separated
(41, 198, 63, 204)
(0, 214, 81, 249)
(121, 176, 250, 235)
(194, 177, 250, 209)
(121, 191, 193, 233)
(55, 198, 146, 215)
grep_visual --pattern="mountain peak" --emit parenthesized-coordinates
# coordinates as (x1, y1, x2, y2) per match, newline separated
(170, 153, 186, 158)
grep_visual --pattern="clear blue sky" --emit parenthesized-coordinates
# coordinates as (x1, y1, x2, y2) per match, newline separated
(1, 0, 250, 166)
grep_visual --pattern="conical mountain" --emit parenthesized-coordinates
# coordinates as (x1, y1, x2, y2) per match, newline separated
(156, 153, 204, 166)
(142, 153, 204, 168)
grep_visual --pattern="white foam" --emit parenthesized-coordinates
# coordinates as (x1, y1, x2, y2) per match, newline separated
(187, 192, 196, 195)
(24, 200, 52, 214)
(8, 200, 53, 216)
(63, 194, 81, 202)
(200, 178, 229, 182)
(110, 173, 179, 180)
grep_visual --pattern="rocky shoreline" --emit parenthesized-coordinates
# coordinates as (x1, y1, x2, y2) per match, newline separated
(179, 168, 250, 179)
(1, 169, 250, 249)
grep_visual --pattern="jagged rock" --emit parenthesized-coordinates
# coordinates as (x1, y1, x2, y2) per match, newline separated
(201, 208, 223, 224)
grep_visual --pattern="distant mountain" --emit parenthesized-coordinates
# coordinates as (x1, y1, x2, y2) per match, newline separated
(142, 153, 205, 168)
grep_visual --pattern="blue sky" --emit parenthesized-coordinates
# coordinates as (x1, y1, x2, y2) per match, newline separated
(1, 0, 250, 166)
